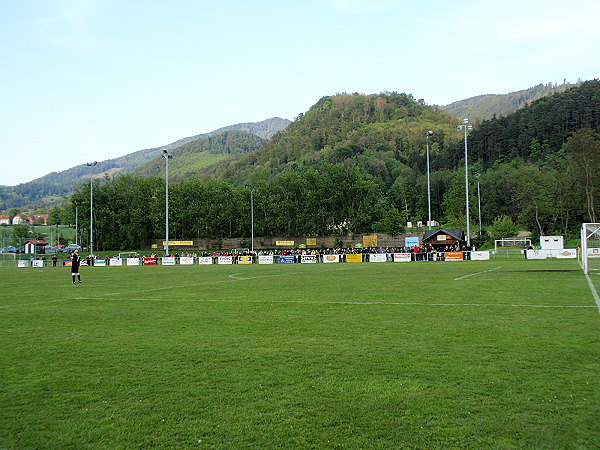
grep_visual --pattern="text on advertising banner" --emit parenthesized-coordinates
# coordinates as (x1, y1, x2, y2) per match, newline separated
(405, 237, 419, 247)
(199, 256, 213, 265)
(17, 260, 28, 268)
(162, 257, 176, 265)
(587, 248, 600, 258)
(363, 235, 378, 247)
(94, 259, 107, 266)
(393, 253, 412, 262)
(127, 258, 140, 266)
(369, 253, 387, 263)
(346, 254, 363, 263)
(279, 255, 296, 264)
(258, 255, 274, 264)
(238, 256, 253, 265)
(144, 258, 158, 265)
(444, 252, 464, 261)
(323, 254, 340, 263)
(218, 256, 233, 265)
(109, 258, 122, 266)
(306, 238, 317, 246)
(180, 257, 194, 265)
(301, 255, 317, 263)
(556, 249, 577, 259)
(32, 260, 44, 267)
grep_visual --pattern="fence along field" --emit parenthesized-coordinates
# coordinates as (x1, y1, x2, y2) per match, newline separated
(0, 258, 598, 448)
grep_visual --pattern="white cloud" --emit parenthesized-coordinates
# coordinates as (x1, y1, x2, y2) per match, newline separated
(328, 0, 397, 14)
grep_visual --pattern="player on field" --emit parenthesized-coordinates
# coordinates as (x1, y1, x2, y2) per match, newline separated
(71, 249, 82, 284)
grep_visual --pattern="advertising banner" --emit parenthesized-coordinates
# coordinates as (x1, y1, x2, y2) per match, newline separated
(180, 257, 195, 265)
(393, 253, 412, 262)
(109, 258, 122, 266)
(144, 258, 158, 265)
(238, 256, 253, 265)
(526, 250, 546, 259)
(444, 252, 464, 261)
(162, 257, 176, 265)
(94, 259, 107, 266)
(306, 238, 317, 246)
(369, 253, 387, 263)
(63, 260, 72, 267)
(127, 258, 140, 266)
(363, 235, 378, 247)
(405, 237, 419, 247)
(556, 249, 577, 259)
(218, 256, 233, 265)
(470, 251, 491, 261)
(301, 255, 317, 263)
(276, 241, 295, 247)
(198, 256, 213, 265)
(346, 254, 363, 263)
(279, 255, 296, 264)
(322, 254, 340, 263)
(32, 260, 44, 268)
(588, 248, 600, 258)
(162, 240, 193, 246)
(17, 260, 28, 268)
(258, 255, 274, 264)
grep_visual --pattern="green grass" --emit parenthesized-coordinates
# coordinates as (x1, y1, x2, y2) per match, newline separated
(1, 259, 599, 448)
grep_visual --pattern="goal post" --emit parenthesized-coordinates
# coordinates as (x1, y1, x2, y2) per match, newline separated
(581, 223, 600, 275)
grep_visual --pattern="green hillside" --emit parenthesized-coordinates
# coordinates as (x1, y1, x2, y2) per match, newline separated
(132, 130, 266, 179)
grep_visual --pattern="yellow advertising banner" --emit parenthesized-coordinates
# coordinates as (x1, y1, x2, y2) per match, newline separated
(306, 238, 317, 246)
(237, 256, 253, 265)
(276, 241, 295, 246)
(363, 235, 378, 247)
(346, 254, 363, 263)
(162, 240, 194, 246)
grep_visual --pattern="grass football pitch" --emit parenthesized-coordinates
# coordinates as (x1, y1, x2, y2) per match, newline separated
(1, 259, 599, 448)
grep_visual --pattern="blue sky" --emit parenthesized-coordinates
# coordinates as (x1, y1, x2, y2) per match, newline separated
(2, 0, 599, 186)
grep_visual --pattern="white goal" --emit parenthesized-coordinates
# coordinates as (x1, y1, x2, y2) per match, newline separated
(581, 223, 600, 274)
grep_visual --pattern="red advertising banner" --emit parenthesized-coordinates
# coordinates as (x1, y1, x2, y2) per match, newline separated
(143, 257, 158, 265)
(444, 252, 464, 261)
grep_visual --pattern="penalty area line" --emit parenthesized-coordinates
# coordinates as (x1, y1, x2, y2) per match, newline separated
(454, 266, 501, 281)
(584, 273, 600, 315)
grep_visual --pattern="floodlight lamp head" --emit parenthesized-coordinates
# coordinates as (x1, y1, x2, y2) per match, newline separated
(463, 118, 469, 124)
(427, 130, 433, 136)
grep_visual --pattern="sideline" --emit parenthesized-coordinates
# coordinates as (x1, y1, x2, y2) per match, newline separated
(0, 298, 74, 310)
(75, 296, 595, 309)
(454, 266, 502, 281)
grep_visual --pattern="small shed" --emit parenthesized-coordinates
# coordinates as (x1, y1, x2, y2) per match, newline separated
(422, 229, 465, 250)
(24, 239, 48, 254)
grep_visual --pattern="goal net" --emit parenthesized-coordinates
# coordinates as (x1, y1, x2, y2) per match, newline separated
(581, 223, 600, 274)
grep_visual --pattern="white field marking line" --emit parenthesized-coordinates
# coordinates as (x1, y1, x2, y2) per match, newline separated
(584, 273, 600, 315)
(75, 297, 595, 309)
(454, 266, 502, 280)
(101, 267, 348, 298)
(0, 298, 74, 310)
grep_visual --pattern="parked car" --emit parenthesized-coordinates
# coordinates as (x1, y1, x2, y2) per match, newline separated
(65, 244, 82, 253)
(6, 246, 17, 253)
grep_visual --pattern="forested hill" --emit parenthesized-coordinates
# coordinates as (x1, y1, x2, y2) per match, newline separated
(202, 92, 461, 184)
(132, 130, 266, 179)
(442, 81, 580, 121)
(1, 117, 290, 210)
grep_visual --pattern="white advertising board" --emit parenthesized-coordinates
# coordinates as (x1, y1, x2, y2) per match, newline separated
(162, 257, 176, 265)
(180, 257, 194, 265)
(198, 256, 213, 265)
(32, 260, 44, 267)
(526, 250, 547, 259)
(258, 255, 274, 264)
(555, 249, 577, 259)
(17, 260, 28, 268)
(94, 259, 107, 266)
(301, 255, 317, 263)
(110, 258, 122, 266)
(470, 251, 491, 261)
(127, 258, 140, 266)
(322, 254, 340, 263)
(586, 248, 600, 258)
(393, 253, 412, 262)
(218, 256, 233, 265)
(369, 253, 387, 263)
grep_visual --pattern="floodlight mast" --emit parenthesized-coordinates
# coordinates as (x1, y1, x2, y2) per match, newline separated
(86, 161, 97, 255)
(163, 150, 173, 256)
(457, 119, 473, 248)
(426, 131, 433, 230)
